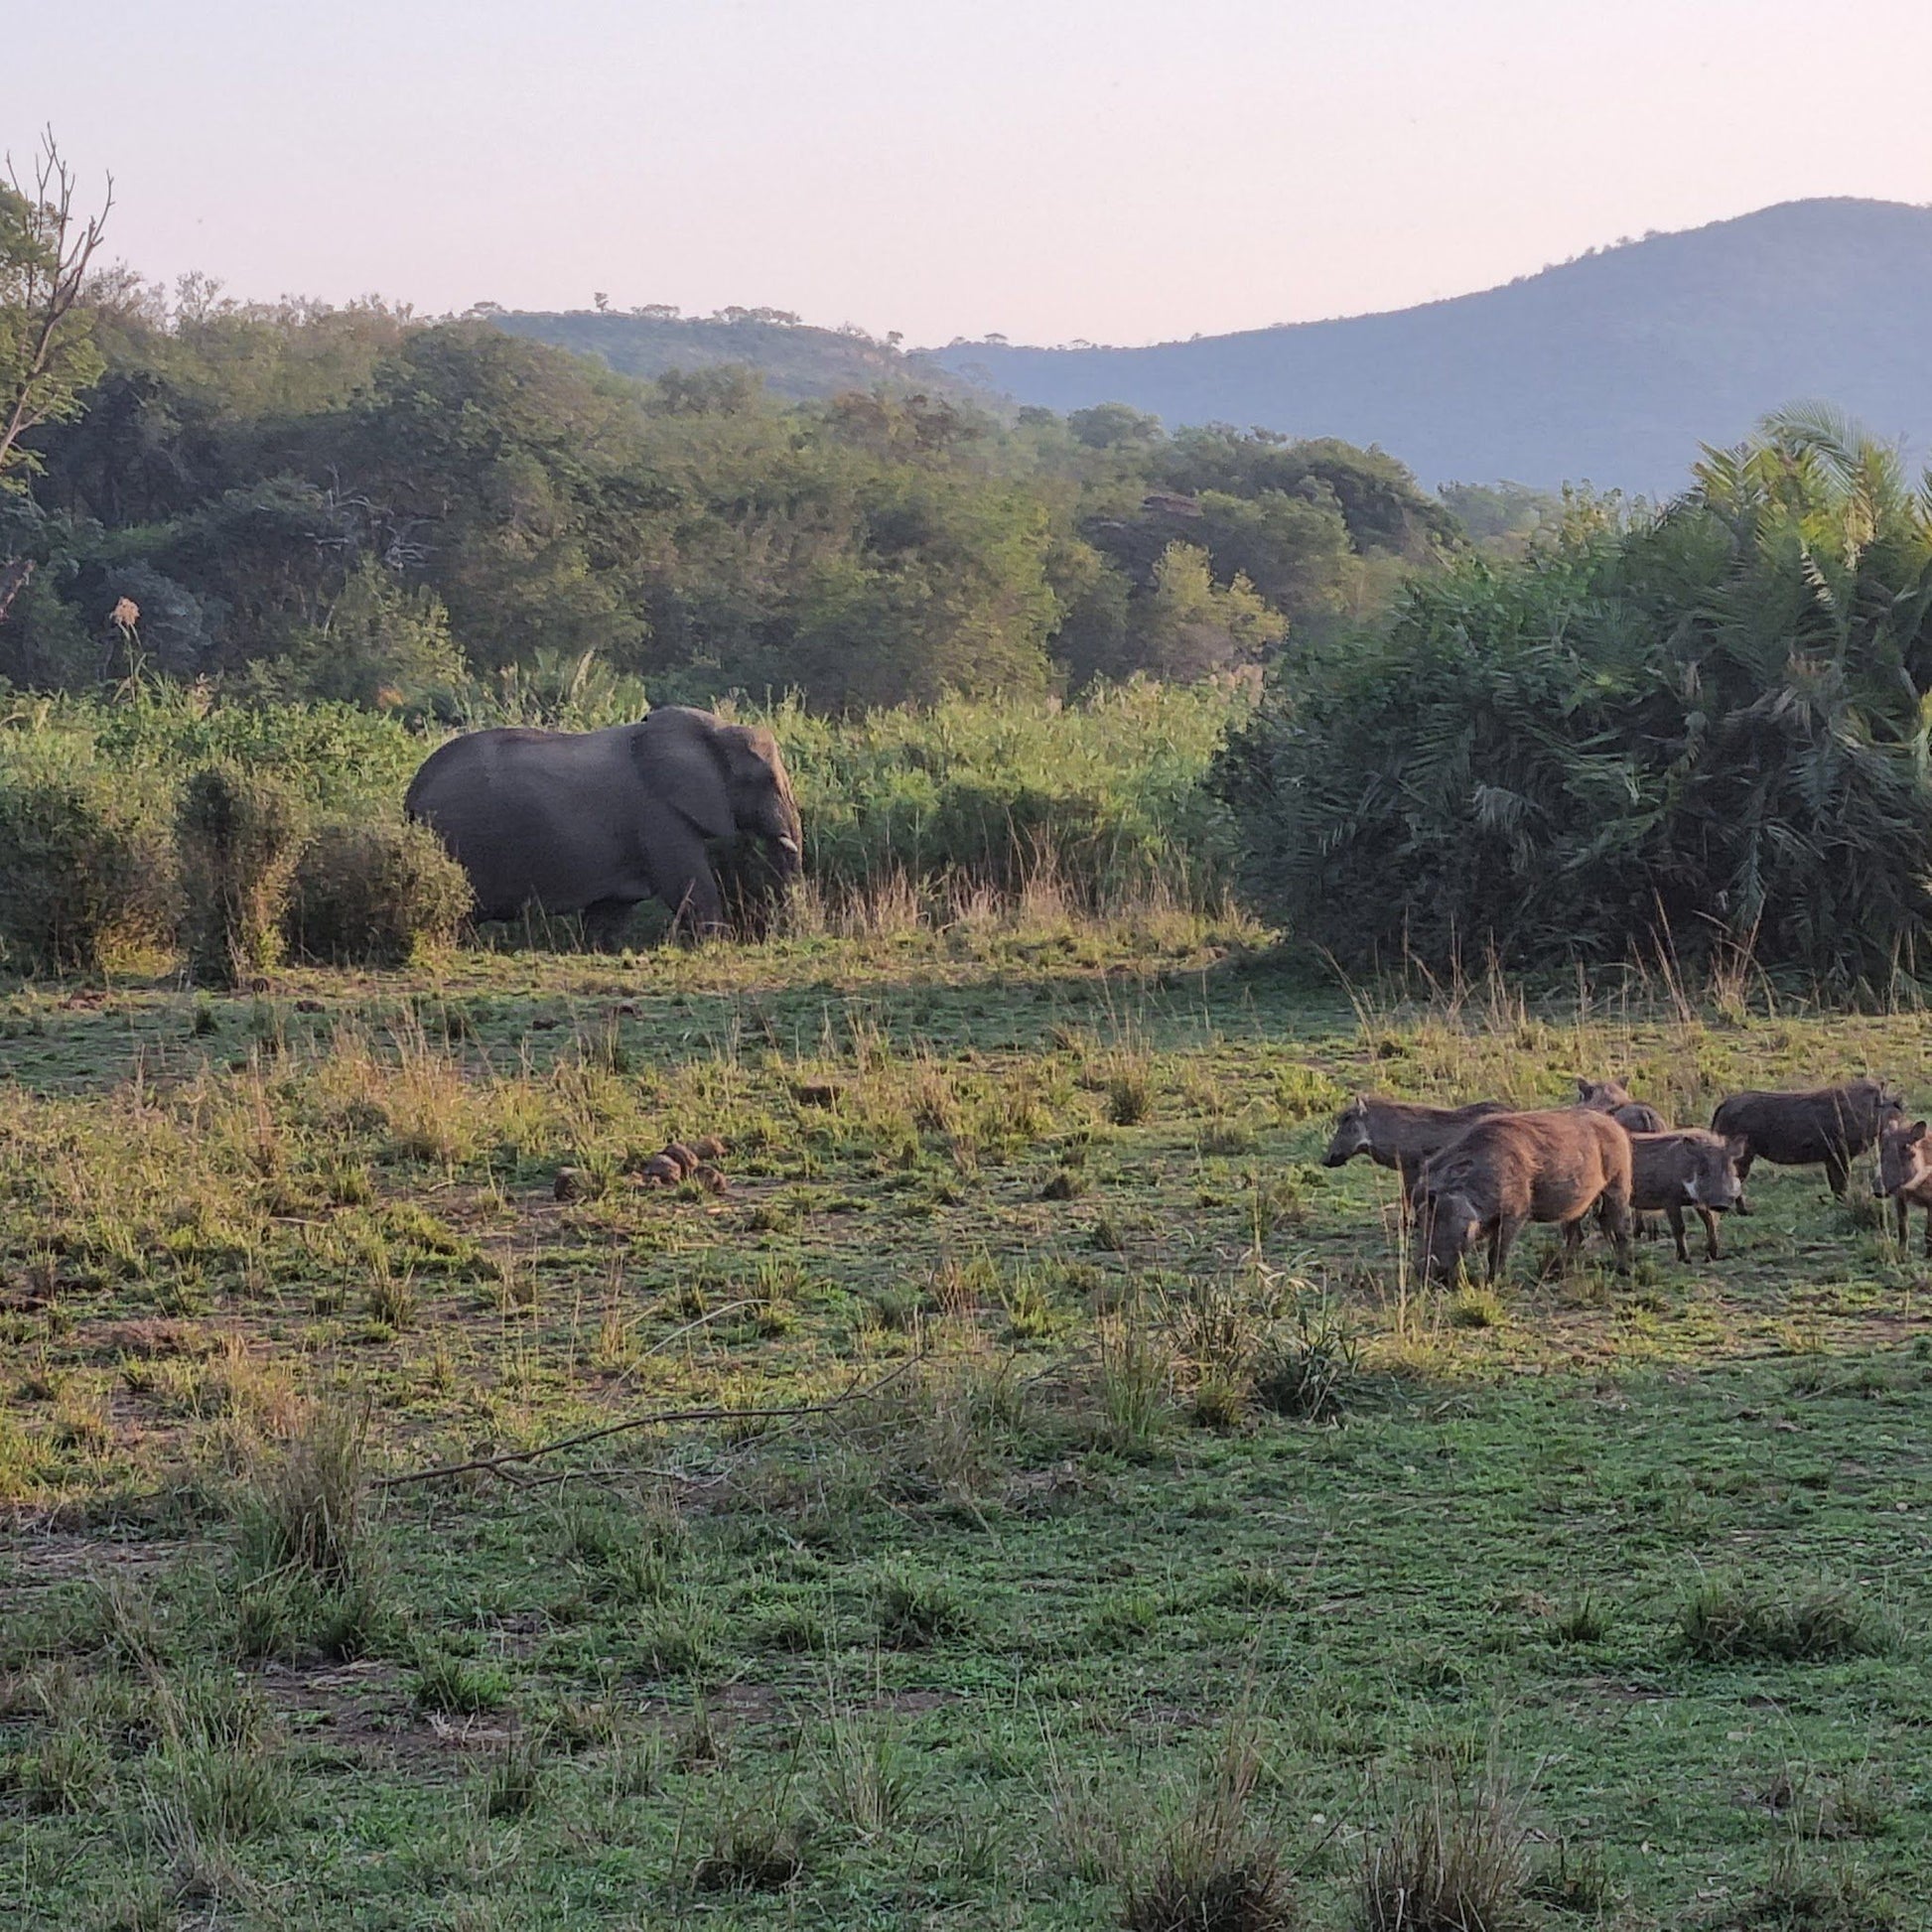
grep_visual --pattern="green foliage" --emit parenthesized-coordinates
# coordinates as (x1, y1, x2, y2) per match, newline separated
(0, 759, 170, 973)
(285, 819, 474, 965)
(780, 679, 1244, 909)
(6, 290, 1459, 708)
(176, 762, 306, 984)
(1215, 411, 1932, 988)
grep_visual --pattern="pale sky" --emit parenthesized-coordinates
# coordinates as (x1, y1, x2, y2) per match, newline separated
(11, 0, 1932, 346)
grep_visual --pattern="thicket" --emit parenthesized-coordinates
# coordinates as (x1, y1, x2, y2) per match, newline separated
(1214, 410, 1932, 989)
(0, 676, 1244, 978)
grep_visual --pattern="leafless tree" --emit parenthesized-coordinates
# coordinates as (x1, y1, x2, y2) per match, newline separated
(0, 130, 112, 621)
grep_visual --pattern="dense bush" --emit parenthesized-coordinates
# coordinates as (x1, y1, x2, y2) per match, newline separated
(780, 678, 1246, 910)
(1214, 413, 1932, 989)
(285, 821, 475, 965)
(0, 763, 170, 974)
(176, 763, 307, 984)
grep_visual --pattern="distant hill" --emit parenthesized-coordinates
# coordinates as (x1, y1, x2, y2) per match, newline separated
(488, 307, 985, 405)
(919, 200, 1932, 494)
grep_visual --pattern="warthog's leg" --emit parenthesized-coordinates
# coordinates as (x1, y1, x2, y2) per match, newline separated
(1697, 1206, 1722, 1261)
(1599, 1185, 1632, 1274)
(1664, 1202, 1690, 1262)
(1922, 1204, 1932, 1259)
(1824, 1151, 1852, 1199)
(1488, 1212, 1525, 1283)
(1732, 1148, 1754, 1214)
(1897, 1196, 1910, 1247)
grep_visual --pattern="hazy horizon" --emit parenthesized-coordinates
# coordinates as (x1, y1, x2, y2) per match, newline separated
(13, 0, 1932, 347)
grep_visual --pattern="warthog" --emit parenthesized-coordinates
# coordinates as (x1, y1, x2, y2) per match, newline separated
(1873, 1116, 1932, 1252)
(1412, 1109, 1632, 1283)
(1575, 1076, 1669, 1135)
(1321, 1094, 1510, 1208)
(1629, 1129, 1747, 1262)
(1711, 1077, 1903, 1204)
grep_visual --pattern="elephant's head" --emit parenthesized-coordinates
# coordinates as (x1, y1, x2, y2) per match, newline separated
(634, 706, 803, 881)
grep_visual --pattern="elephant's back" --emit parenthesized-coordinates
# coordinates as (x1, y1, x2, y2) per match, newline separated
(405, 726, 641, 916)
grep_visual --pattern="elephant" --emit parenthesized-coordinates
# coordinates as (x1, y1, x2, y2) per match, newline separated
(404, 707, 802, 942)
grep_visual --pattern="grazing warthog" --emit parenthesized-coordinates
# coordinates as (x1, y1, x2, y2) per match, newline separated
(1711, 1077, 1903, 1204)
(1873, 1116, 1932, 1253)
(1412, 1109, 1632, 1283)
(1629, 1130, 1747, 1262)
(1321, 1094, 1510, 1207)
(1575, 1076, 1669, 1135)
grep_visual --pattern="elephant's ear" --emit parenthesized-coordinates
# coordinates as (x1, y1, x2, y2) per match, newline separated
(634, 708, 736, 839)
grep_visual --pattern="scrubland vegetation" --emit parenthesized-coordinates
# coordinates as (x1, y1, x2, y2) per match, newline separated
(6, 144, 1932, 1931)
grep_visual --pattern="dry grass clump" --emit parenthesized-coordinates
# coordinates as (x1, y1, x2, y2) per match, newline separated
(1123, 1721, 1298, 1932)
(1359, 1770, 1530, 1932)
(1678, 1578, 1892, 1664)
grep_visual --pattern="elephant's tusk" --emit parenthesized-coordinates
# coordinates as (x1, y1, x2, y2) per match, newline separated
(776, 835, 800, 855)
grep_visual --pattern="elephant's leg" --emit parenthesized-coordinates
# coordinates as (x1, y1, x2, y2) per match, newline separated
(582, 898, 637, 952)
(645, 824, 726, 940)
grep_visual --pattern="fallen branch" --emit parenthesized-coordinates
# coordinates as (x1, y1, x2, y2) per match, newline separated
(375, 1350, 924, 1490)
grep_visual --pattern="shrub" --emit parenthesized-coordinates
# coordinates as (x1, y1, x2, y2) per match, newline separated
(1213, 411, 1932, 989)
(0, 767, 171, 974)
(285, 819, 474, 965)
(176, 762, 305, 984)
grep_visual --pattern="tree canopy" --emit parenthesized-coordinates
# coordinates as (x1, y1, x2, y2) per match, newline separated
(2, 280, 1465, 712)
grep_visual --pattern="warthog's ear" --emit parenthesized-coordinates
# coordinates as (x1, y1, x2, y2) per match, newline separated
(1724, 1135, 1750, 1165)
(1574, 1077, 1590, 1100)
(1910, 1121, 1928, 1145)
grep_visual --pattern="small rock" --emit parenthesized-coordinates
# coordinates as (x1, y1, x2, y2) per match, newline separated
(613, 1001, 638, 1018)
(529, 1015, 560, 1032)
(553, 1167, 588, 1201)
(794, 1080, 839, 1108)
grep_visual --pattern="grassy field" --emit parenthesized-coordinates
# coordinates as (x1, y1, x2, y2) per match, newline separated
(3, 910, 1930, 1931)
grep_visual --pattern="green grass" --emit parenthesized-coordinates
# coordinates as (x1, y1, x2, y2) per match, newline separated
(2, 922, 1931, 1928)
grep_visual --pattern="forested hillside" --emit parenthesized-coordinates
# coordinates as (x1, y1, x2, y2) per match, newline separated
(0, 285, 1466, 712)
(488, 305, 980, 405)
(925, 199, 1932, 494)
